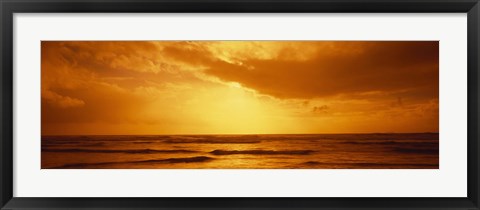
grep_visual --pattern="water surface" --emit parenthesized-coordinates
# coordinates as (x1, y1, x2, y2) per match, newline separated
(41, 133, 439, 169)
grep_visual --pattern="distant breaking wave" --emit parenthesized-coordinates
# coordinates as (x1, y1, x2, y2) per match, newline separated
(42, 148, 198, 154)
(162, 135, 262, 144)
(51, 156, 214, 169)
(163, 140, 261, 144)
(392, 148, 439, 154)
(210, 149, 315, 155)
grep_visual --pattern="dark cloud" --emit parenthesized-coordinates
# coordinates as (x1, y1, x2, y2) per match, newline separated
(313, 105, 329, 113)
(201, 41, 438, 100)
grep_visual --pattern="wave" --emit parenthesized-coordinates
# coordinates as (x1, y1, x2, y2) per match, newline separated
(342, 140, 400, 145)
(209, 149, 315, 155)
(254, 133, 438, 141)
(298, 161, 438, 168)
(163, 135, 262, 144)
(42, 148, 198, 154)
(42, 135, 172, 141)
(342, 140, 438, 145)
(163, 139, 261, 144)
(392, 148, 439, 154)
(51, 156, 214, 169)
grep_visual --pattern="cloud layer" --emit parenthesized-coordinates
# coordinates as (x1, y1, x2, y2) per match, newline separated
(41, 41, 439, 135)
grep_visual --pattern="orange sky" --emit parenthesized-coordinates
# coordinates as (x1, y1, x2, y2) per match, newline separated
(41, 41, 439, 135)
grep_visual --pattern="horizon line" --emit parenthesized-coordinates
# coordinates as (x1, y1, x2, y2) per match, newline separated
(41, 132, 440, 136)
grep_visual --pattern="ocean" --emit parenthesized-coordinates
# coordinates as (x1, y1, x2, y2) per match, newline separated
(41, 133, 439, 169)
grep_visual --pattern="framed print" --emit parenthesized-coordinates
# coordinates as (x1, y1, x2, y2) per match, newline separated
(1, 0, 479, 210)
(40, 40, 440, 170)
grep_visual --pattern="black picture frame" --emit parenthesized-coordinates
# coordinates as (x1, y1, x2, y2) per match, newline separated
(1, 0, 479, 209)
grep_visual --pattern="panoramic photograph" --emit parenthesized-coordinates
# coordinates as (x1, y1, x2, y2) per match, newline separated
(41, 41, 439, 169)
